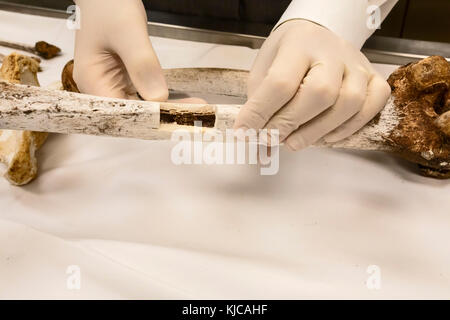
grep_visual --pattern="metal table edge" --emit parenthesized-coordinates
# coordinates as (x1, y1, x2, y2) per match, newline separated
(0, 1, 449, 65)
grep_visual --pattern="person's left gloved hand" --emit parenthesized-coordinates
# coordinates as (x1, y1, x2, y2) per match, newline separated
(234, 19, 391, 149)
(73, 0, 169, 101)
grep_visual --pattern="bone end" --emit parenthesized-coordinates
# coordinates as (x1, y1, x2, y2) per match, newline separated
(0, 53, 48, 186)
(387, 56, 450, 178)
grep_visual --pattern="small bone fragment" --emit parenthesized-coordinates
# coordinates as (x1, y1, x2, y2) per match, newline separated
(0, 39, 61, 59)
(1, 53, 40, 86)
(0, 53, 48, 185)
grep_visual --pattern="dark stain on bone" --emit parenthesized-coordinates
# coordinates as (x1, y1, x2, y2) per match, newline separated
(387, 56, 450, 178)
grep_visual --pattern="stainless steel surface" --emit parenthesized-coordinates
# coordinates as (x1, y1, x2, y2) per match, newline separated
(0, 1, 266, 49)
(363, 49, 430, 65)
(0, 1, 449, 64)
(364, 36, 450, 64)
(148, 22, 265, 49)
(0, 0, 66, 19)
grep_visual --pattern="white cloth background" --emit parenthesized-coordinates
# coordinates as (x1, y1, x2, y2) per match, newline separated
(0, 11, 449, 299)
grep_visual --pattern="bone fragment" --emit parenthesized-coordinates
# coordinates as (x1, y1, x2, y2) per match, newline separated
(0, 39, 60, 59)
(0, 53, 48, 185)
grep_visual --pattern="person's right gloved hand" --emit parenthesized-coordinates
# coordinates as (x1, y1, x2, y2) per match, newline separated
(234, 20, 392, 149)
(73, 0, 168, 101)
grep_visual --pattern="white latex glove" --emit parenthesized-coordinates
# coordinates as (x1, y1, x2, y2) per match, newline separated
(73, 0, 168, 101)
(234, 20, 392, 150)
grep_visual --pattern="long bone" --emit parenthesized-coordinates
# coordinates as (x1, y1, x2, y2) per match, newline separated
(0, 56, 449, 178)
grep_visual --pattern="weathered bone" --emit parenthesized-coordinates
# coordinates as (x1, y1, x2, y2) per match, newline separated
(0, 56, 449, 179)
(382, 56, 450, 178)
(0, 53, 48, 185)
(60, 57, 450, 179)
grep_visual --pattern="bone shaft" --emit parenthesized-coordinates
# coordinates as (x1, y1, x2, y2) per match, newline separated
(0, 81, 161, 139)
(0, 80, 395, 150)
(314, 95, 398, 152)
(166, 68, 393, 150)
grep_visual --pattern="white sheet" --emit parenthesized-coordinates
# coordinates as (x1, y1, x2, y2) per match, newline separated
(0, 11, 449, 300)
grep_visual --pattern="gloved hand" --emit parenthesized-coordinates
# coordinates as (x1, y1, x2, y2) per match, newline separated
(234, 20, 392, 149)
(73, 0, 168, 101)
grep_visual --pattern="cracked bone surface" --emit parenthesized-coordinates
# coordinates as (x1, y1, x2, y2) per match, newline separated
(0, 56, 449, 179)
(0, 53, 48, 185)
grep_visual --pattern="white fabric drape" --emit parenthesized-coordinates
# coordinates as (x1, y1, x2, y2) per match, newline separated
(0, 10, 449, 299)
